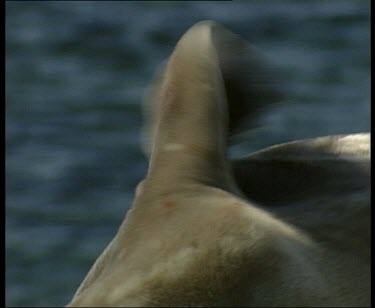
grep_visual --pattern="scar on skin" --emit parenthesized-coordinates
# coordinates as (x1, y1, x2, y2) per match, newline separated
(162, 200, 176, 208)
(163, 143, 186, 151)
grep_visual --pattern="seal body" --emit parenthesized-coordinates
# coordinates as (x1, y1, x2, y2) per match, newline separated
(67, 21, 370, 307)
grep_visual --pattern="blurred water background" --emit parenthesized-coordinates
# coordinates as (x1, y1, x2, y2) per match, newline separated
(6, 1, 370, 307)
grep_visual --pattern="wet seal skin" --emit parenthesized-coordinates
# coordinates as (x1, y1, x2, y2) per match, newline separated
(67, 21, 370, 307)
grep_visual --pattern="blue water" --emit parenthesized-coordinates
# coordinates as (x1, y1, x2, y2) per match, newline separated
(6, 1, 370, 307)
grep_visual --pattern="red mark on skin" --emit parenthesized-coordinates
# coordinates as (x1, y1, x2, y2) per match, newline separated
(162, 200, 176, 208)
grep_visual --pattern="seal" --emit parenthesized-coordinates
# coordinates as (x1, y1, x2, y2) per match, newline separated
(67, 21, 370, 307)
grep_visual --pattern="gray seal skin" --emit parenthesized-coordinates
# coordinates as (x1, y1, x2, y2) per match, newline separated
(67, 21, 370, 307)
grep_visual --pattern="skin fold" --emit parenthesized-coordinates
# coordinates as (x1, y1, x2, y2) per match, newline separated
(67, 21, 370, 307)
